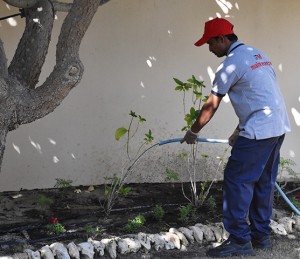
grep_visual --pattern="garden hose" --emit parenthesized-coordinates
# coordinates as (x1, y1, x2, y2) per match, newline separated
(158, 137, 300, 216)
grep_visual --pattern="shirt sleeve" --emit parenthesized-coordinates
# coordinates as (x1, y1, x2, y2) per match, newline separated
(211, 60, 240, 96)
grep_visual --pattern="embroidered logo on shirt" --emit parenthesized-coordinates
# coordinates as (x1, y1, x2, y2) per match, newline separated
(254, 54, 262, 60)
(250, 61, 272, 70)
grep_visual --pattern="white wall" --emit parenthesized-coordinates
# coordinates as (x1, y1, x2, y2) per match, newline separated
(0, 0, 299, 191)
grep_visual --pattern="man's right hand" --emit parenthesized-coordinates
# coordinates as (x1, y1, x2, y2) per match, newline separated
(181, 129, 199, 144)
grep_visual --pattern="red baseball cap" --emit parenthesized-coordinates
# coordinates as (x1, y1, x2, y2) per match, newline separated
(194, 18, 234, 47)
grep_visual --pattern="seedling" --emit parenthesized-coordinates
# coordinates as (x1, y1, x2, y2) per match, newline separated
(153, 205, 165, 221)
(36, 194, 54, 209)
(289, 197, 300, 210)
(276, 157, 297, 201)
(178, 203, 194, 223)
(118, 186, 132, 197)
(165, 168, 179, 182)
(125, 214, 146, 232)
(54, 178, 73, 189)
(206, 195, 217, 212)
(101, 111, 155, 217)
(173, 76, 229, 208)
(46, 217, 66, 235)
(84, 224, 101, 239)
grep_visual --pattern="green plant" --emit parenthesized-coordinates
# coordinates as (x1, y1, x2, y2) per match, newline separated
(125, 214, 146, 232)
(174, 75, 208, 131)
(174, 75, 228, 208)
(101, 111, 155, 217)
(178, 203, 194, 223)
(54, 178, 73, 189)
(165, 168, 179, 183)
(83, 224, 101, 238)
(206, 195, 217, 212)
(13, 245, 26, 253)
(115, 111, 151, 161)
(277, 157, 297, 182)
(289, 197, 300, 210)
(104, 177, 131, 197)
(37, 194, 54, 209)
(276, 157, 297, 201)
(153, 205, 165, 221)
(46, 217, 66, 235)
(118, 186, 132, 197)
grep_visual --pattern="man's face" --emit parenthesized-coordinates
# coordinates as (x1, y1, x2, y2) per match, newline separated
(207, 37, 227, 57)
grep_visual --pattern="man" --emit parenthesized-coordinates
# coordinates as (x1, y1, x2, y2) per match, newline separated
(181, 17, 291, 257)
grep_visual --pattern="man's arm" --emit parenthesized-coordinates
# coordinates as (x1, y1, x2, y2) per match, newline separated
(181, 93, 223, 144)
(191, 93, 223, 133)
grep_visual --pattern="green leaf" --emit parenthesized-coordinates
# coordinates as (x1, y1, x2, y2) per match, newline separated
(177, 152, 188, 158)
(184, 83, 192, 91)
(138, 115, 146, 124)
(173, 78, 184, 86)
(193, 90, 202, 100)
(129, 111, 137, 117)
(202, 95, 209, 102)
(115, 127, 128, 141)
(144, 129, 154, 144)
(175, 85, 183, 91)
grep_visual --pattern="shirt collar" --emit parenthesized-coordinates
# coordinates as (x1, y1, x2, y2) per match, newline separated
(227, 40, 244, 56)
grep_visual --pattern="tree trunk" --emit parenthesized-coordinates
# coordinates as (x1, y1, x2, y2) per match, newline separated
(0, 0, 108, 171)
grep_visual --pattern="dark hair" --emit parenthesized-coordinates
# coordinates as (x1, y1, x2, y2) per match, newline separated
(225, 34, 238, 42)
(213, 34, 238, 42)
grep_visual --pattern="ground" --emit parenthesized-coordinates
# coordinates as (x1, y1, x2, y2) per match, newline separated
(0, 182, 299, 258)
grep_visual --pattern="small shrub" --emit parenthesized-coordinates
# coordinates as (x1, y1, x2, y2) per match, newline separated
(125, 214, 146, 232)
(153, 205, 165, 221)
(290, 197, 300, 210)
(165, 168, 179, 182)
(84, 224, 101, 238)
(206, 196, 217, 212)
(118, 186, 132, 197)
(37, 194, 54, 208)
(13, 245, 24, 253)
(179, 203, 194, 223)
(54, 178, 73, 189)
(46, 217, 66, 235)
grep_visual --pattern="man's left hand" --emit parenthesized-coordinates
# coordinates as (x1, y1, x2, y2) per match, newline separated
(181, 129, 199, 144)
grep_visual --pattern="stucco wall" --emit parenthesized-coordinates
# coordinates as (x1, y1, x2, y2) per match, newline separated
(0, 0, 299, 191)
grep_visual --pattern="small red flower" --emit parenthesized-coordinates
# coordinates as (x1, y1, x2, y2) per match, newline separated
(295, 194, 300, 200)
(50, 217, 59, 224)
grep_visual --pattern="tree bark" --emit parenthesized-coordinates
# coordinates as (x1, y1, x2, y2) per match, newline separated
(0, 0, 106, 171)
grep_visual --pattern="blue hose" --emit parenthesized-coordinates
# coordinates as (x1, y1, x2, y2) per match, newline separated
(158, 137, 300, 216)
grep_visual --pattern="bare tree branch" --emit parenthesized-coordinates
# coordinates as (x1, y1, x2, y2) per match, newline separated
(8, 0, 54, 89)
(0, 39, 8, 76)
(14, 0, 99, 125)
(56, 0, 98, 62)
(2, 0, 39, 8)
(3, 0, 111, 12)
(52, 0, 111, 12)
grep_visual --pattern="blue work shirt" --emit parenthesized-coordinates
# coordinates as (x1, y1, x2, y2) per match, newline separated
(211, 41, 291, 139)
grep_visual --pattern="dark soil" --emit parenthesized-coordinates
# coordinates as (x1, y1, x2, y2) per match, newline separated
(0, 182, 299, 258)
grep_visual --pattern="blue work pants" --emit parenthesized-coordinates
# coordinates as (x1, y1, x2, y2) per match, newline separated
(223, 135, 285, 244)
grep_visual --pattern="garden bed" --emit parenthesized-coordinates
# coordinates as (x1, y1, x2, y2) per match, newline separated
(0, 182, 299, 258)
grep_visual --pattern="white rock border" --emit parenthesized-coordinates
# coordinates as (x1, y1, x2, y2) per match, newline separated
(1, 215, 300, 259)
